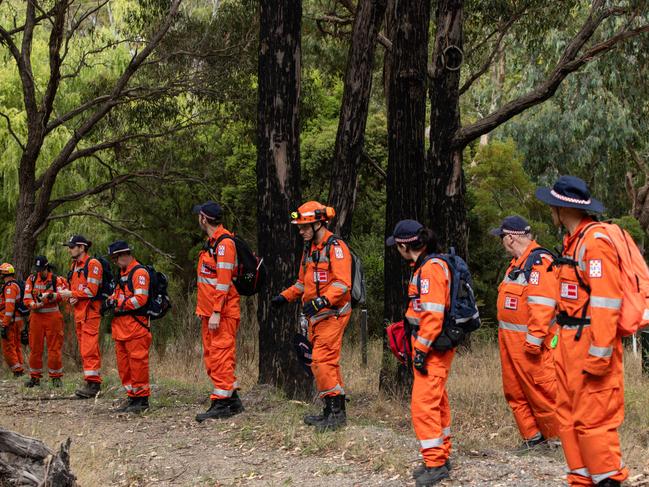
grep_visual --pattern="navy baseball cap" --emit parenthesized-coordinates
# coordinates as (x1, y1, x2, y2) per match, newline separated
(386, 219, 424, 246)
(535, 175, 605, 214)
(63, 235, 91, 248)
(34, 255, 48, 270)
(489, 216, 532, 238)
(107, 240, 131, 256)
(192, 201, 223, 220)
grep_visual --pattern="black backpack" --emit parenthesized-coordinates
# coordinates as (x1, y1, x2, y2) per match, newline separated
(3, 279, 30, 317)
(210, 235, 267, 296)
(507, 247, 555, 283)
(117, 264, 171, 321)
(68, 256, 115, 302)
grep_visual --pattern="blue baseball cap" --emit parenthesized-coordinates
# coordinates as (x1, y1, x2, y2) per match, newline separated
(535, 176, 605, 214)
(34, 255, 49, 270)
(63, 235, 92, 248)
(386, 219, 424, 246)
(192, 201, 223, 220)
(107, 240, 131, 256)
(489, 215, 532, 238)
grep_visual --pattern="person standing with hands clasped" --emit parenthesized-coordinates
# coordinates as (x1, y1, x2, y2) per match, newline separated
(193, 201, 244, 422)
(387, 220, 454, 487)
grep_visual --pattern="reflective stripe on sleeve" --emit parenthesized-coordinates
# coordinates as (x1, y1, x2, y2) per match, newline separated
(416, 335, 433, 347)
(644, 309, 649, 321)
(420, 437, 445, 449)
(419, 302, 445, 313)
(498, 320, 527, 333)
(525, 333, 544, 346)
(197, 276, 218, 286)
(36, 306, 60, 314)
(134, 289, 149, 296)
(215, 283, 230, 292)
(590, 296, 622, 310)
(129, 296, 141, 309)
(589, 345, 613, 358)
(527, 295, 556, 307)
(4, 299, 15, 303)
(216, 262, 235, 270)
(332, 282, 349, 292)
(87, 278, 101, 285)
(294, 282, 305, 291)
(84, 288, 94, 297)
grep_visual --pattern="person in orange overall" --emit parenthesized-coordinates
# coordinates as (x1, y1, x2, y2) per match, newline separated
(272, 201, 352, 431)
(58, 235, 104, 398)
(106, 241, 152, 414)
(193, 201, 245, 422)
(0, 263, 25, 377)
(23, 255, 68, 388)
(536, 176, 628, 487)
(492, 215, 559, 449)
(387, 220, 454, 487)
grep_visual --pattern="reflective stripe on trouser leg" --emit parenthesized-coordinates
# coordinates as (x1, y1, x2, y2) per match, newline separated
(202, 317, 241, 400)
(2, 326, 23, 372)
(28, 313, 46, 378)
(121, 334, 152, 397)
(412, 370, 452, 467)
(310, 313, 351, 398)
(115, 340, 133, 396)
(77, 316, 102, 383)
(34, 312, 64, 378)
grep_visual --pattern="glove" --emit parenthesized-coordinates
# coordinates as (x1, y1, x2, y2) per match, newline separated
(1, 327, 7, 340)
(303, 296, 330, 318)
(413, 349, 428, 374)
(20, 327, 28, 346)
(271, 295, 288, 308)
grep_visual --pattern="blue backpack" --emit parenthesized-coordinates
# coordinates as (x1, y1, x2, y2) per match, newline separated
(417, 248, 481, 351)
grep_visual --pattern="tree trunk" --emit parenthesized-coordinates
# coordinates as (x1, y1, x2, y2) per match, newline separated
(328, 0, 387, 238)
(256, 0, 311, 399)
(427, 0, 467, 257)
(380, 0, 430, 393)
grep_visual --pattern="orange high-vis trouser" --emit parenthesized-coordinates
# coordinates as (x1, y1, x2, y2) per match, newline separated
(28, 312, 64, 379)
(499, 329, 558, 440)
(201, 316, 240, 400)
(411, 346, 455, 468)
(115, 334, 152, 397)
(555, 326, 628, 486)
(2, 321, 24, 373)
(75, 316, 102, 383)
(309, 313, 351, 398)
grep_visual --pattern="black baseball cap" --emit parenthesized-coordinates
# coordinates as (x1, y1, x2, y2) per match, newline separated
(386, 219, 424, 247)
(107, 240, 131, 257)
(489, 215, 532, 238)
(34, 255, 49, 270)
(63, 235, 92, 248)
(192, 201, 223, 220)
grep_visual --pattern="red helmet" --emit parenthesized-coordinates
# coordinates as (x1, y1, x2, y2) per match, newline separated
(290, 201, 335, 224)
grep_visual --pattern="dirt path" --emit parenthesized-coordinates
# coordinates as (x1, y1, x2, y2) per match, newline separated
(0, 378, 576, 486)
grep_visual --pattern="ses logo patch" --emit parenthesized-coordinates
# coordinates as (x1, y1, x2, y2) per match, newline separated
(504, 296, 518, 310)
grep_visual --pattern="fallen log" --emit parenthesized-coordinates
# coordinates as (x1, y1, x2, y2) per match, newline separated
(0, 428, 75, 486)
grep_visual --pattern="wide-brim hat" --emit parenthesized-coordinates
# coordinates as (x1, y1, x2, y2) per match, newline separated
(535, 175, 605, 214)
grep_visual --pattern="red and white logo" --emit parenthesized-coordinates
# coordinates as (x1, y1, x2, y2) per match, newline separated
(529, 271, 540, 285)
(420, 279, 430, 295)
(217, 245, 226, 256)
(504, 296, 518, 310)
(413, 298, 422, 312)
(561, 282, 579, 300)
(314, 270, 328, 283)
(334, 246, 344, 259)
(138, 275, 146, 286)
(589, 259, 602, 278)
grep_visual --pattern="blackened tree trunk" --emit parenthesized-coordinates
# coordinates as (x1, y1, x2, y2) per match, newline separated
(380, 0, 430, 392)
(257, 0, 311, 399)
(426, 0, 466, 256)
(328, 0, 388, 238)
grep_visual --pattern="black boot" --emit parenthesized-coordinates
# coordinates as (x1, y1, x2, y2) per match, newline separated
(13, 370, 24, 377)
(124, 397, 150, 414)
(304, 399, 331, 426)
(196, 397, 238, 423)
(51, 378, 62, 388)
(25, 377, 40, 388)
(415, 465, 450, 486)
(516, 433, 546, 452)
(230, 391, 245, 415)
(596, 480, 621, 487)
(413, 459, 452, 479)
(115, 397, 136, 413)
(75, 381, 100, 399)
(314, 395, 347, 432)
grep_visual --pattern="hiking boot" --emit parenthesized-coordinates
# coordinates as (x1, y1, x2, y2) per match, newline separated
(25, 377, 40, 388)
(230, 391, 245, 415)
(114, 397, 136, 413)
(75, 381, 100, 399)
(515, 433, 546, 453)
(195, 397, 240, 423)
(596, 480, 621, 487)
(51, 378, 63, 388)
(313, 395, 346, 432)
(413, 459, 452, 479)
(124, 397, 150, 414)
(415, 465, 450, 486)
(304, 394, 346, 426)
(13, 370, 24, 377)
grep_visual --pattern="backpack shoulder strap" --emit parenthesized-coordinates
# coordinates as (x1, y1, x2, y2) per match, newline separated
(521, 247, 554, 279)
(125, 265, 147, 294)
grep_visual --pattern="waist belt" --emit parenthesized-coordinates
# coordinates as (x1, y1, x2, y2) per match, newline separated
(556, 312, 590, 340)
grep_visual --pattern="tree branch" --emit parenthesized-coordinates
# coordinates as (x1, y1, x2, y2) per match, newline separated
(43, 211, 182, 269)
(41, 0, 67, 126)
(453, 1, 649, 148)
(0, 111, 25, 151)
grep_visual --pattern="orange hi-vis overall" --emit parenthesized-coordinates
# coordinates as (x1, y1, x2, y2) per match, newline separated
(23, 273, 67, 379)
(1, 281, 25, 373)
(497, 241, 559, 441)
(554, 217, 628, 486)
(281, 229, 352, 398)
(68, 255, 103, 383)
(406, 256, 454, 468)
(111, 260, 152, 398)
(196, 226, 241, 400)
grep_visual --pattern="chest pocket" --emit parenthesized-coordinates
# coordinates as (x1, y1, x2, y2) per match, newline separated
(500, 283, 524, 311)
